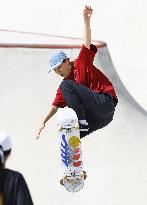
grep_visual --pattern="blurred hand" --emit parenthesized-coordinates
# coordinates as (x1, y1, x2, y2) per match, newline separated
(83, 5, 93, 21)
(36, 123, 45, 139)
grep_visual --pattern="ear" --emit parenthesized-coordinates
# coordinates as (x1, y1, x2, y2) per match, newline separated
(65, 59, 70, 65)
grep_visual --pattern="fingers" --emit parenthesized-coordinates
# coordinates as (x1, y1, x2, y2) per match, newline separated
(35, 132, 40, 139)
(35, 123, 45, 139)
(36, 133, 40, 139)
(84, 5, 93, 18)
(35, 128, 42, 139)
(85, 5, 93, 13)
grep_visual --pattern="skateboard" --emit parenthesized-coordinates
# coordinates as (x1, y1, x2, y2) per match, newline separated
(57, 107, 85, 192)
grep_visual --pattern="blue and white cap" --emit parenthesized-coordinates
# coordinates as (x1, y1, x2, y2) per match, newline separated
(48, 51, 68, 73)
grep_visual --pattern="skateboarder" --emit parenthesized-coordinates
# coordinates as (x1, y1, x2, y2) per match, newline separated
(0, 131, 34, 205)
(36, 5, 118, 139)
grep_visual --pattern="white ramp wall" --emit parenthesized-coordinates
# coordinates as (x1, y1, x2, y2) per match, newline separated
(0, 43, 147, 205)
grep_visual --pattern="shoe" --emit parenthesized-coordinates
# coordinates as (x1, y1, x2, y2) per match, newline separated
(79, 121, 89, 131)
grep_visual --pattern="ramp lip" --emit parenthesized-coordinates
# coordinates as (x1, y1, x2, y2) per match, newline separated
(0, 42, 106, 49)
(0, 29, 106, 48)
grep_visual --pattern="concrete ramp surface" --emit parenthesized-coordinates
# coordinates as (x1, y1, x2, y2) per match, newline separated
(0, 40, 147, 205)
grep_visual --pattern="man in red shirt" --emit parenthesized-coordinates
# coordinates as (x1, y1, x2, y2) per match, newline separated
(36, 6, 118, 139)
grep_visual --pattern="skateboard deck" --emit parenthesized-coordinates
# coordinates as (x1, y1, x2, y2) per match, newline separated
(57, 107, 84, 192)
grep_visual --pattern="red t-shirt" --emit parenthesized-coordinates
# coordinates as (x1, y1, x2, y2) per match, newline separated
(52, 44, 118, 108)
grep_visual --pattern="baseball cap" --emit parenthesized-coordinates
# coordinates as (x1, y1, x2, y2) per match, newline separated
(0, 131, 11, 151)
(48, 51, 68, 73)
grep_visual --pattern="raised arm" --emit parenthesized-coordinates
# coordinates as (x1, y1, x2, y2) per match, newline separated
(83, 5, 93, 49)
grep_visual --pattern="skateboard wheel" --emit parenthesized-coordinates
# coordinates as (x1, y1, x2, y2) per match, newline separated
(58, 127, 62, 132)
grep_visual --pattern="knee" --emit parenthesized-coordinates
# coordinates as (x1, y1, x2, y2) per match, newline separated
(60, 80, 75, 90)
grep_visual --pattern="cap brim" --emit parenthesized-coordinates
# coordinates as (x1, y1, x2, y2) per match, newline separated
(48, 60, 64, 74)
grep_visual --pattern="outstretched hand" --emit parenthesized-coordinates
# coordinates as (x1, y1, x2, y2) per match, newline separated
(83, 5, 93, 21)
(35, 123, 45, 139)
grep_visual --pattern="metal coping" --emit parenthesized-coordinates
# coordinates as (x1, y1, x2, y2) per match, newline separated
(0, 42, 106, 49)
(0, 30, 107, 48)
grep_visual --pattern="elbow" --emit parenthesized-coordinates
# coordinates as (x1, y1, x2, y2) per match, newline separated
(52, 105, 58, 112)
(84, 43, 90, 49)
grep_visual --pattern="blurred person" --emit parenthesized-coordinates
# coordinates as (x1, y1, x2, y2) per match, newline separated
(0, 131, 33, 205)
(36, 5, 118, 139)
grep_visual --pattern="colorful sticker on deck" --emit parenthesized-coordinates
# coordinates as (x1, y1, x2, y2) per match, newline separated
(71, 154, 80, 160)
(73, 148, 80, 153)
(73, 161, 82, 167)
(69, 136, 81, 148)
(60, 134, 71, 167)
(60, 134, 82, 168)
(71, 148, 82, 167)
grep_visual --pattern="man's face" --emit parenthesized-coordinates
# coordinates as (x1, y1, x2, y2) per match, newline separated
(54, 59, 71, 78)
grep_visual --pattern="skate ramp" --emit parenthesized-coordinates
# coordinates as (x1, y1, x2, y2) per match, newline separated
(0, 40, 147, 205)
